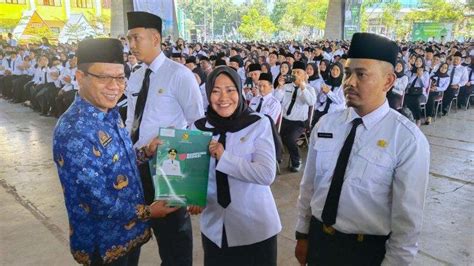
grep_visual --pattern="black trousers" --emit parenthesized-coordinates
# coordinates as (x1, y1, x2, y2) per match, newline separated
(458, 85, 473, 107)
(404, 94, 422, 120)
(442, 86, 458, 112)
(426, 91, 442, 117)
(90, 246, 141, 266)
(12, 75, 31, 102)
(307, 217, 388, 266)
(386, 93, 403, 110)
(137, 162, 192, 266)
(202, 229, 277, 266)
(280, 118, 305, 166)
(55, 90, 76, 117)
(0, 75, 17, 98)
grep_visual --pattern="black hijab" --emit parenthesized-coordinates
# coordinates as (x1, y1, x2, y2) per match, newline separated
(319, 59, 330, 82)
(395, 60, 406, 78)
(433, 63, 449, 78)
(326, 62, 343, 88)
(307, 62, 320, 81)
(195, 65, 283, 165)
(411, 56, 426, 74)
(273, 61, 292, 88)
(195, 66, 259, 133)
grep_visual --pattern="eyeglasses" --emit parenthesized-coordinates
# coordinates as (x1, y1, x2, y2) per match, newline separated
(84, 71, 126, 85)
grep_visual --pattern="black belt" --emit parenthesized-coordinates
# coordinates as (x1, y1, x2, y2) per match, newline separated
(311, 217, 390, 243)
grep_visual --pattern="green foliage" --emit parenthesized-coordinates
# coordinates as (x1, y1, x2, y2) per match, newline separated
(178, 0, 242, 39)
(405, 0, 465, 23)
(285, 0, 328, 30)
(238, 8, 276, 40)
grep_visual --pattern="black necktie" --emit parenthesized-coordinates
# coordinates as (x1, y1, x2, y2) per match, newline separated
(322, 86, 334, 114)
(321, 118, 363, 226)
(449, 66, 456, 86)
(410, 76, 418, 88)
(131, 68, 152, 144)
(256, 97, 264, 112)
(286, 86, 298, 116)
(215, 133, 231, 208)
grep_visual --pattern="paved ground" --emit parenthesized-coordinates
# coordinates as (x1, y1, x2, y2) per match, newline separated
(0, 98, 473, 266)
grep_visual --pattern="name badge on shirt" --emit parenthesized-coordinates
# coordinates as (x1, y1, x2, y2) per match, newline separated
(317, 132, 333, 138)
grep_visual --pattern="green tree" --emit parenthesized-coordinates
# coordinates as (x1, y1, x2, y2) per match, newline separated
(238, 8, 276, 40)
(405, 0, 465, 23)
(270, 0, 288, 27)
(380, 1, 401, 37)
(286, 0, 328, 30)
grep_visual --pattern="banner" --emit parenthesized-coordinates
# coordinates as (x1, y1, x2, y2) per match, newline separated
(412, 22, 453, 42)
(344, 0, 363, 40)
(150, 128, 212, 207)
(133, 0, 179, 40)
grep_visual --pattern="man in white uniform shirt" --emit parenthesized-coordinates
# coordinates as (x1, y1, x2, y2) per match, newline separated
(442, 51, 468, 114)
(160, 149, 183, 177)
(295, 33, 430, 266)
(249, 72, 281, 123)
(125, 11, 204, 266)
(277, 61, 316, 172)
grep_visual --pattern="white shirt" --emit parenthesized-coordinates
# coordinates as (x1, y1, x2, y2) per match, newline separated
(160, 159, 183, 176)
(33, 67, 49, 85)
(270, 65, 280, 82)
(448, 64, 468, 87)
(308, 78, 323, 94)
(199, 83, 209, 110)
(249, 92, 282, 123)
(7, 38, 17, 47)
(192, 114, 282, 247)
(60, 67, 78, 92)
(277, 83, 316, 121)
(296, 101, 430, 266)
(315, 83, 346, 113)
(392, 76, 408, 96)
(429, 74, 450, 92)
(126, 52, 204, 148)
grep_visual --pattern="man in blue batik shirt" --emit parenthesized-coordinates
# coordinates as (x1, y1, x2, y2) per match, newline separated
(52, 38, 178, 266)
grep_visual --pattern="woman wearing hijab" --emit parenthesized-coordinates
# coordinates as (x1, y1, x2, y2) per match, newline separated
(190, 66, 282, 266)
(306, 62, 322, 91)
(387, 60, 409, 110)
(319, 59, 330, 82)
(273, 61, 291, 89)
(312, 62, 346, 127)
(425, 62, 450, 124)
(405, 56, 430, 126)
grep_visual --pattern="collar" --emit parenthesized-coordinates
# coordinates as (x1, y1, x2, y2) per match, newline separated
(261, 92, 274, 101)
(74, 95, 119, 122)
(147, 52, 166, 73)
(345, 100, 390, 131)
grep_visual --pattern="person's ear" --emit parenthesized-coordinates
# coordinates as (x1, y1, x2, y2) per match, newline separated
(383, 72, 396, 93)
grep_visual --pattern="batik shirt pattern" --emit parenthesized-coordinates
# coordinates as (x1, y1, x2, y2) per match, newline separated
(53, 96, 151, 265)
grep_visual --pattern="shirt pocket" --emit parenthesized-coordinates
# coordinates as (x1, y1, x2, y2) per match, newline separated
(352, 147, 394, 193)
(313, 138, 338, 174)
(230, 139, 255, 161)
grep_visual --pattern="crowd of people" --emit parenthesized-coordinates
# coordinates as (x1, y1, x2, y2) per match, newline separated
(1, 11, 473, 266)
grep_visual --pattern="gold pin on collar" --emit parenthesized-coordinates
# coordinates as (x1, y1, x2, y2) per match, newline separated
(377, 139, 388, 148)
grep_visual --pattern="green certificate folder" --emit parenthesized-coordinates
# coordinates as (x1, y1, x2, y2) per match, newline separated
(149, 128, 212, 207)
